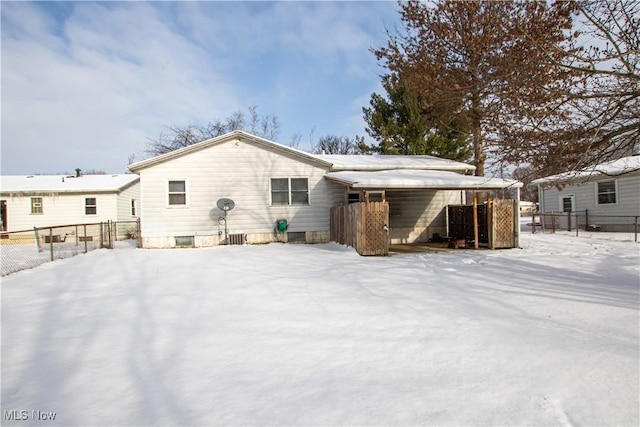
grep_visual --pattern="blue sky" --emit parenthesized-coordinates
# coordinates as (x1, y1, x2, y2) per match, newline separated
(1, 1, 401, 175)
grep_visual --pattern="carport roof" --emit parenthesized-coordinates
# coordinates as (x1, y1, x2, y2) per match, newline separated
(325, 169, 522, 190)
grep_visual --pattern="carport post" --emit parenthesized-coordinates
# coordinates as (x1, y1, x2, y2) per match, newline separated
(473, 191, 479, 249)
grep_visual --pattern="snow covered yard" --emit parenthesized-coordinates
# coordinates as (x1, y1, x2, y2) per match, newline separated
(1, 234, 638, 426)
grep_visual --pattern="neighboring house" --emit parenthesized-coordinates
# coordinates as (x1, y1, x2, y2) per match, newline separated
(0, 172, 140, 232)
(519, 201, 538, 216)
(128, 131, 521, 248)
(531, 155, 640, 231)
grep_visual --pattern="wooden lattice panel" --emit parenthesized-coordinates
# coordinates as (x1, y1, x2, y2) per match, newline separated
(492, 199, 515, 248)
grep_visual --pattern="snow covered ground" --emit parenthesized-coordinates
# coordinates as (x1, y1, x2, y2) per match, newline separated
(1, 232, 638, 426)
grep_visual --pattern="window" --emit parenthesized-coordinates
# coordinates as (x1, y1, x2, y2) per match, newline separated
(365, 191, 385, 202)
(174, 236, 194, 247)
(31, 197, 43, 214)
(270, 178, 309, 205)
(562, 196, 573, 213)
(168, 180, 186, 206)
(347, 192, 361, 204)
(131, 199, 137, 216)
(597, 180, 617, 204)
(85, 198, 97, 215)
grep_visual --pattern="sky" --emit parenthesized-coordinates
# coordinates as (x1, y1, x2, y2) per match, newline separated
(1, 1, 402, 175)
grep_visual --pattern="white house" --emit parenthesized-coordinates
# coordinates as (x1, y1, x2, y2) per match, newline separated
(0, 172, 140, 232)
(128, 131, 521, 248)
(531, 155, 640, 231)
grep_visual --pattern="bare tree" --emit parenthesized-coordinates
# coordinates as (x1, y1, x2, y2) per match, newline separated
(145, 106, 282, 156)
(513, 0, 639, 176)
(311, 135, 366, 155)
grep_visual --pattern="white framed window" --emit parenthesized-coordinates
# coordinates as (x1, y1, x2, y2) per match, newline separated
(31, 197, 43, 214)
(596, 180, 617, 205)
(168, 180, 187, 206)
(131, 199, 138, 216)
(270, 178, 309, 205)
(560, 195, 574, 213)
(85, 197, 97, 215)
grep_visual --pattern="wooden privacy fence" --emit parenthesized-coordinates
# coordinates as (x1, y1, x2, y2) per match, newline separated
(448, 199, 517, 249)
(330, 201, 389, 256)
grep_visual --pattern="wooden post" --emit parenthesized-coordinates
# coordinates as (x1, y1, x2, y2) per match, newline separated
(551, 212, 556, 233)
(473, 192, 479, 249)
(83, 225, 88, 253)
(585, 209, 589, 231)
(49, 227, 54, 261)
(567, 211, 571, 231)
(635, 216, 638, 243)
(75, 225, 79, 246)
(532, 210, 536, 234)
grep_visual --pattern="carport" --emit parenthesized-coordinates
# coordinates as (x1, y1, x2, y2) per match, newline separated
(326, 169, 522, 254)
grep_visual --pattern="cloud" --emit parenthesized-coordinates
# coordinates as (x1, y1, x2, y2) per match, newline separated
(1, 1, 400, 175)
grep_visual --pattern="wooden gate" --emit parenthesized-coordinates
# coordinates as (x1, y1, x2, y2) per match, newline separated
(489, 199, 516, 249)
(330, 201, 389, 256)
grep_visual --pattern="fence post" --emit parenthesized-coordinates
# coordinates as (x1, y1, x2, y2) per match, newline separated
(567, 211, 571, 231)
(575, 214, 579, 236)
(531, 211, 536, 234)
(551, 212, 556, 233)
(585, 209, 589, 231)
(83, 225, 88, 253)
(635, 216, 638, 243)
(49, 227, 54, 261)
(100, 222, 104, 248)
(137, 218, 142, 248)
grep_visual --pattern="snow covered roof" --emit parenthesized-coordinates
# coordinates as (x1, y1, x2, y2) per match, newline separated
(325, 169, 522, 190)
(531, 155, 640, 186)
(0, 174, 139, 194)
(314, 154, 475, 173)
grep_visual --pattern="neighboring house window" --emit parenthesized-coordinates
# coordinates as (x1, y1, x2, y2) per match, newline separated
(168, 180, 187, 206)
(597, 180, 617, 204)
(561, 196, 573, 213)
(31, 197, 43, 214)
(85, 198, 97, 215)
(131, 199, 137, 216)
(270, 178, 309, 205)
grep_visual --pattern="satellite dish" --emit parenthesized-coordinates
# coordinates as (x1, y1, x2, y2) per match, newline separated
(216, 198, 235, 211)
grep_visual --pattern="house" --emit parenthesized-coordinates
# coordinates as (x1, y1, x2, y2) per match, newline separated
(519, 201, 537, 216)
(0, 172, 140, 232)
(128, 130, 521, 249)
(531, 155, 640, 231)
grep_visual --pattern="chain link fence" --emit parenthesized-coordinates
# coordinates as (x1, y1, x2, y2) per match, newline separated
(529, 211, 639, 242)
(1, 220, 140, 276)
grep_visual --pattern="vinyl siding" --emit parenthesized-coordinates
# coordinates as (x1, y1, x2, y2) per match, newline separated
(2, 193, 119, 232)
(138, 137, 344, 246)
(387, 189, 463, 243)
(539, 172, 640, 216)
(116, 182, 141, 221)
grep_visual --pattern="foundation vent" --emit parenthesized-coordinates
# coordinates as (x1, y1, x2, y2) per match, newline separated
(228, 233, 246, 245)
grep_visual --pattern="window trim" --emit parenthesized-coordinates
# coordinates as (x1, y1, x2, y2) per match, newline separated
(85, 197, 97, 215)
(595, 179, 618, 205)
(30, 197, 43, 214)
(559, 194, 575, 213)
(270, 177, 310, 206)
(167, 179, 189, 208)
